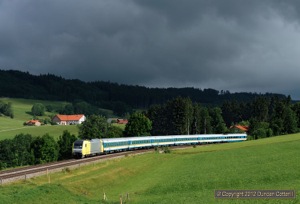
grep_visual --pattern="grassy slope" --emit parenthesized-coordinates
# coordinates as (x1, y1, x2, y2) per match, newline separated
(1, 134, 299, 204)
(0, 125, 79, 140)
(0, 98, 77, 140)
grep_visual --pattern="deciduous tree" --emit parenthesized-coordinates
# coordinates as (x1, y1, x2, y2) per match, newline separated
(57, 130, 77, 160)
(124, 112, 152, 136)
(0, 101, 14, 118)
(31, 103, 45, 116)
(12, 134, 34, 166)
(78, 115, 107, 139)
(31, 134, 59, 164)
(107, 126, 124, 138)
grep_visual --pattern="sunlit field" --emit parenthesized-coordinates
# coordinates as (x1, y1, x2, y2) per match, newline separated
(1, 133, 299, 204)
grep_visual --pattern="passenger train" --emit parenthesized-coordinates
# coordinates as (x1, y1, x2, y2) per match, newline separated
(72, 133, 247, 158)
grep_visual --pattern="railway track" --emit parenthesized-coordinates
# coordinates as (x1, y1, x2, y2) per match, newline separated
(0, 144, 194, 185)
(0, 149, 151, 185)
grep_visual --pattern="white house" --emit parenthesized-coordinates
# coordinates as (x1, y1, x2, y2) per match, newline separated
(52, 114, 86, 125)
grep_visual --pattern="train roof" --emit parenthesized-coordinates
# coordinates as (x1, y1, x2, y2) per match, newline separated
(100, 133, 247, 142)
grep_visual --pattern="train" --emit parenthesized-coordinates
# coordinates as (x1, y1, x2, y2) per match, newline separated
(72, 133, 247, 158)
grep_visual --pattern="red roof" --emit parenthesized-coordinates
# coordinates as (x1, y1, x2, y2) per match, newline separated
(231, 125, 249, 132)
(117, 119, 128, 124)
(55, 114, 85, 121)
(27, 120, 40, 124)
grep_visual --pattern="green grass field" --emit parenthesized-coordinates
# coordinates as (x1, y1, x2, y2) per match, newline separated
(0, 98, 78, 140)
(1, 134, 299, 203)
(0, 97, 68, 120)
(0, 97, 122, 140)
(0, 124, 79, 140)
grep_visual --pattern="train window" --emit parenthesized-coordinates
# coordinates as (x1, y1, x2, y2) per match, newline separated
(74, 140, 83, 148)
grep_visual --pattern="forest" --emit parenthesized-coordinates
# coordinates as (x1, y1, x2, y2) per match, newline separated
(0, 69, 288, 116)
(147, 96, 300, 139)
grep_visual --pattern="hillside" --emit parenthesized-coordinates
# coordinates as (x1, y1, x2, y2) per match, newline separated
(1, 134, 299, 203)
(0, 98, 78, 140)
(0, 70, 287, 114)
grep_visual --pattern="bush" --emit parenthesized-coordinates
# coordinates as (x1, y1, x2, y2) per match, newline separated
(43, 118, 52, 125)
(31, 134, 59, 164)
(106, 126, 124, 138)
(31, 103, 45, 116)
(163, 146, 171, 154)
(45, 105, 54, 112)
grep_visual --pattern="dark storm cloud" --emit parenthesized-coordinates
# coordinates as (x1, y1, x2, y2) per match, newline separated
(1, 0, 300, 99)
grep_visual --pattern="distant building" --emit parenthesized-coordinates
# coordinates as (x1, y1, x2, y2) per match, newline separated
(107, 118, 118, 123)
(117, 119, 128, 125)
(230, 125, 249, 133)
(26, 120, 41, 126)
(52, 114, 86, 125)
(107, 118, 128, 125)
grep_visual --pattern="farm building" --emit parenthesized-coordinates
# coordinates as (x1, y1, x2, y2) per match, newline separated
(117, 119, 128, 124)
(230, 125, 249, 133)
(52, 114, 86, 125)
(25, 120, 41, 126)
(107, 118, 128, 124)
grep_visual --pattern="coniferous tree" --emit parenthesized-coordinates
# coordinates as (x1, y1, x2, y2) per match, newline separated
(200, 107, 212, 134)
(221, 100, 241, 127)
(191, 103, 202, 134)
(251, 97, 270, 122)
(282, 107, 298, 134)
(210, 107, 227, 133)
(147, 104, 166, 135)
(292, 102, 300, 129)
(164, 97, 193, 135)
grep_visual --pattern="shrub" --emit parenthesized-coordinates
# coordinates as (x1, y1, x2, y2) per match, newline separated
(163, 146, 171, 154)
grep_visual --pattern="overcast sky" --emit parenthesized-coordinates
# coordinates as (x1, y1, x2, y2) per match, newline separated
(1, 1, 300, 99)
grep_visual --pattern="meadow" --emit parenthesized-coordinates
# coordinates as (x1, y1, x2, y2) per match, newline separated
(0, 98, 77, 140)
(0, 133, 299, 204)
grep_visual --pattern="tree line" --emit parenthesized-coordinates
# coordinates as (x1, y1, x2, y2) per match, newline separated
(147, 96, 300, 139)
(30, 101, 111, 119)
(77, 114, 148, 139)
(0, 131, 77, 170)
(147, 97, 227, 136)
(0, 69, 288, 116)
(78, 97, 229, 140)
(79, 96, 300, 140)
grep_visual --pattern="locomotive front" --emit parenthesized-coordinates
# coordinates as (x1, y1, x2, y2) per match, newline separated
(72, 140, 84, 158)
